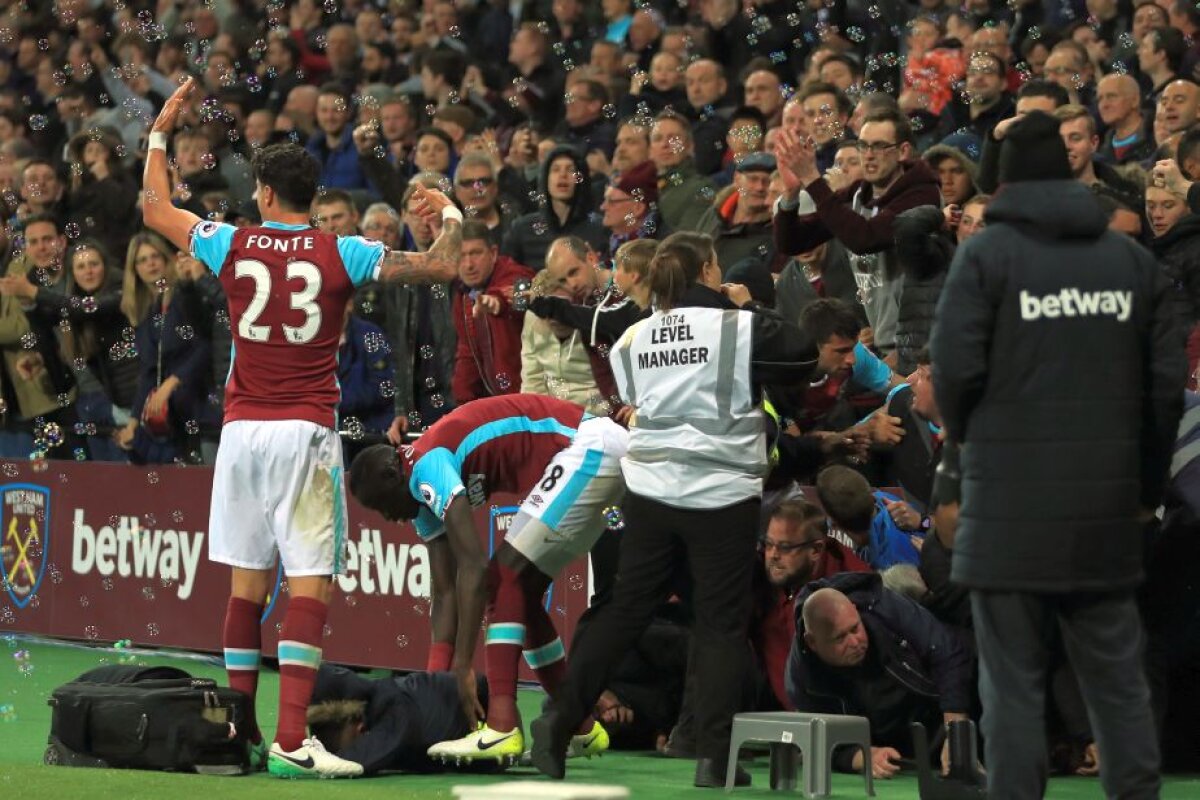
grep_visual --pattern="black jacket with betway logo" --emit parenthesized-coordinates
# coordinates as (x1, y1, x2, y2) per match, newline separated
(930, 180, 1188, 592)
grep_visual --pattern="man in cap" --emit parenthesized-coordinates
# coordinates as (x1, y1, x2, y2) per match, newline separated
(697, 151, 776, 269)
(600, 160, 663, 251)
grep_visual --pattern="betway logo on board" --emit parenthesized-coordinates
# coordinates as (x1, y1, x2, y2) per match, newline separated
(72, 510, 204, 600)
(337, 528, 429, 597)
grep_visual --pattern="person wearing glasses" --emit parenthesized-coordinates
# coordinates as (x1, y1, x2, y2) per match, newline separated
(774, 108, 940, 363)
(751, 498, 869, 711)
(935, 51, 1016, 143)
(453, 153, 517, 245)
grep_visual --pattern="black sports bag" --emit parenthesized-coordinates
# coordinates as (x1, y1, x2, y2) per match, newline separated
(45, 664, 251, 775)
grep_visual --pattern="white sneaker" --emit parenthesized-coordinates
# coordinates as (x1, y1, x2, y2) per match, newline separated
(267, 736, 364, 779)
(427, 724, 525, 766)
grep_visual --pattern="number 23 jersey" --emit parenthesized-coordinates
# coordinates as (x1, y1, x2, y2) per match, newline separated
(190, 219, 385, 428)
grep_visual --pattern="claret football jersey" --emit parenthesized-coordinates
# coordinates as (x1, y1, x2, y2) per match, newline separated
(400, 395, 587, 540)
(190, 219, 385, 428)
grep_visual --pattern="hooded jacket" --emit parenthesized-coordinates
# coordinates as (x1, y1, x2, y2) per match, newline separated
(931, 180, 1187, 592)
(1150, 212, 1200, 328)
(774, 159, 941, 352)
(892, 205, 954, 375)
(784, 572, 973, 769)
(501, 144, 608, 270)
(450, 255, 536, 403)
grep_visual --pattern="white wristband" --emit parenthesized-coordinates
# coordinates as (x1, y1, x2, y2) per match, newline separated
(148, 132, 168, 152)
(441, 205, 463, 224)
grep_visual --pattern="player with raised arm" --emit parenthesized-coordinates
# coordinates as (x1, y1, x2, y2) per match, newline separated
(348, 394, 628, 766)
(141, 77, 463, 779)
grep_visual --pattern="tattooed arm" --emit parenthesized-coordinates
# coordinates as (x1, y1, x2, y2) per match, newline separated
(377, 218, 462, 284)
(377, 184, 463, 284)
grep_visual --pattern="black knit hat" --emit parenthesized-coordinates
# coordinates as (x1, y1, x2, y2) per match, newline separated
(998, 110, 1072, 184)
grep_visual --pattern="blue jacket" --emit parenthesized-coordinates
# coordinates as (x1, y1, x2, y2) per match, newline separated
(858, 490, 923, 569)
(338, 315, 396, 433)
(306, 126, 372, 191)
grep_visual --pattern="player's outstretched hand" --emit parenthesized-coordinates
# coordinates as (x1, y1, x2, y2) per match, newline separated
(411, 183, 455, 236)
(151, 76, 198, 135)
(454, 667, 485, 725)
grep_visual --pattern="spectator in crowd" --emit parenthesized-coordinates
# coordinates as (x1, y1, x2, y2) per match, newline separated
(611, 118, 651, 178)
(923, 144, 976, 209)
(774, 239, 863, 327)
(1044, 40, 1098, 107)
(1097, 73, 1156, 164)
(116, 231, 212, 464)
(713, 106, 767, 187)
(451, 220, 534, 402)
(502, 144, 606, 271)
(602, 160, 662, 251)
(954, 193, 991, 244)
(312, 188, 359, 236)
(787, 574, 973, 779)
(381, 175, 458, 440)
(650, 110, 718, 234)
(937, 51, 1016, 141)
(64, 127, 139, 258)
(525, 237, 650, 394)
(558, 78, 616, 163)
(976, 78, 1070, 193)
(775, 108, 941, 358)
(1156, 78, 1200, 141)
(752, 499, 869, 711)
(893, 206, 955, 375)
(931, 110, 1186, 799)
(337, 297, 396, 461)
(1147, 179, 1200, 380)
(743, 68, 784, 130)
(307, 83, 374, 192)
(0, 214, 77, 459)
(47, 239, 137, 462)
(683, 58, 732, 176)
(453, 154, 517, 244)
(815, 465, 924, 570)
(1054, 104, 1144, 209)
(520, 269, 610, 416)
(18, 158, 67, 226)
(697, 153, 775, 270)
(1140, 26, 1186, 111)
(622, 51, 687, 119)
(800, 82, 853, 175)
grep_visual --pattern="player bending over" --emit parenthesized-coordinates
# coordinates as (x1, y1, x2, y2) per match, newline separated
(142, 77, 463, 779)
(349, 394, 627, 766)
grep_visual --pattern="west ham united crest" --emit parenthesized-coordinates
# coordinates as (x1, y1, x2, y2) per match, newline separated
(1, 483, 50, 609)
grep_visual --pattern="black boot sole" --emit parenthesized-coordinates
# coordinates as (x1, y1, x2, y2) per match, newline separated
(529, 715, 567, 780)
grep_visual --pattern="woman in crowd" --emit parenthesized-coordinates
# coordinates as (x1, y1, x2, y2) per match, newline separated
(30, 239, 138, 461)
(530, 232, 819, 786)
(115, 231, 213, 463)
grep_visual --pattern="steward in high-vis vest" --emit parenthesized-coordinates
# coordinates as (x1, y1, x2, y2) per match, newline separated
(530, 232, 818, 789)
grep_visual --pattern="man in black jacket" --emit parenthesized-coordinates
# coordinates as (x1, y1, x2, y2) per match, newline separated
(307, 665, 485, 775)
(785, 572, 973, 780)
(930, 111, 1188, 800)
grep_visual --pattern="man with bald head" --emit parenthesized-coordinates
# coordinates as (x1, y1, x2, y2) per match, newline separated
(1155, 78, 1200, 139)
(786, 573, 974, 780)
(1097, 74, 1155, 164)
(685, 58, 732, 175)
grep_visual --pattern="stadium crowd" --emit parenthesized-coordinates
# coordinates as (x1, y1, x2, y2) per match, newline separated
(1, 0, 1199, 790)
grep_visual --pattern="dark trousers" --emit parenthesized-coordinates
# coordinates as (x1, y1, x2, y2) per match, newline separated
(971, 590, 1161, 800)
(554, 491, 759, 765)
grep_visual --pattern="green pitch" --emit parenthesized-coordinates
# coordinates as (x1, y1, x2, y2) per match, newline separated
(0, 636, 1196, 799)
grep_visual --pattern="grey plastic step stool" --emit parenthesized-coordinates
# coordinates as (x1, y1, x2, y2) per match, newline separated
(725, 711, 875, 797)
